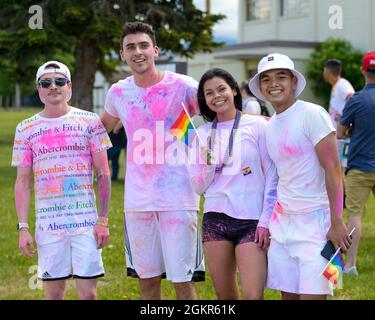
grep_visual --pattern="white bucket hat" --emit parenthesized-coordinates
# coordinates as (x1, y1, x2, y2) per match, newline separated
(36, 60, 71, 82)
(249, 53, 306, 102)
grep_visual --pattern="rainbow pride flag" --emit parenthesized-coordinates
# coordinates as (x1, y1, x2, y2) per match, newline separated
(322, 252, 344, 289)
(169, 109, 194, 145)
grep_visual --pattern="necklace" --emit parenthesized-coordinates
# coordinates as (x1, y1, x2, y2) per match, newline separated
(208, 110, 241, 173)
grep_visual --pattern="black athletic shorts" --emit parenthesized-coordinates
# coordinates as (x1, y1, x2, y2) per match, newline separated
(202, 212, 258, 246)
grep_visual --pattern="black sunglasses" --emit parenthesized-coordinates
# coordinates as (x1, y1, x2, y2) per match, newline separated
(38, 77, 69, 88)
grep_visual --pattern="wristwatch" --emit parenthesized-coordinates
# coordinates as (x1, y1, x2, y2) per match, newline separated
(17, 222, 29, 231)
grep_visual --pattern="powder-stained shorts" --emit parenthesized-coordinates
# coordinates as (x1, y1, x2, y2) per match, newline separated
(345, 169, 375, 216)
(202, 212, 258, 246)
(124, 211, 205, 283)
(267, 205, 333, 295)
(36, 229, 104, 281)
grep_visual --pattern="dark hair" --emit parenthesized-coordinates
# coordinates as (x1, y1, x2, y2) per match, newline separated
(120, 21, 156, 51)
(198, 68, 242, 122)
(325, 59, 342, 77)
(45, 63, 60, 69)
(365, 67, 375, 82)
(241, 81, 252, 96)
(366, 66, 375, 74)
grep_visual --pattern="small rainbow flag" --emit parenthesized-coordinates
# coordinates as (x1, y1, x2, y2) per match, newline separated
(169, 108, 195, 145)
(322, 252, 344, 289)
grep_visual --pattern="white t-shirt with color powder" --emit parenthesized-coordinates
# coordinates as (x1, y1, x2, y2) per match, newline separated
(328, 78, 355, 128)
(265, 100, 336, 214)
(104, 71, 200, 212)
(189, 114, 278, 228)
(12, 107, 112, 238)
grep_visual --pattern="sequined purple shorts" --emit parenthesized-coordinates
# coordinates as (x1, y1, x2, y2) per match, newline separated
(202, 212, 258, 246)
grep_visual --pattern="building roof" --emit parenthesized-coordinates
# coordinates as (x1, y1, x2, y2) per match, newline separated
(213, 40, 321, 60)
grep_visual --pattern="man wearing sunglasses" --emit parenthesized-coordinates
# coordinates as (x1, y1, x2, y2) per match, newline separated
(12, 60, 112, 300)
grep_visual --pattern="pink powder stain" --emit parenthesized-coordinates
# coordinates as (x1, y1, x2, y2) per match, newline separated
(21, 152, 33, 166)
(112, 86, 123, 97)
(15, 190, 24, 210)
(271, 201, 284, 222)
(160, 218, 184, 234)
(38, 177, 63, 197)
(138, 164, 161, 180)
(335, 190, 344, 219)
(166, 218, 184, 227)
(279, 144, 303, 156)
(132, 232, 159, 276)
(278, 129, 304, 157)
(143, 86, 171, 119)
(39, 131, 69, 148)
(275, 201, 284, 214)
(196, 174, 207, 191)
(134, 212, 154, 225)
(270, 212, 278, 222)
(128, 106, 150, 128)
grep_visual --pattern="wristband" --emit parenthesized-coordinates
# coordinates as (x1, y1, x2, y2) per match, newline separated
(96, 220, 108, 228)
(17, 222, 29, 231)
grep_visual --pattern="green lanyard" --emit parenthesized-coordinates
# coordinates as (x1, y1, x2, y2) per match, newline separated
(208, 110, 241, 173)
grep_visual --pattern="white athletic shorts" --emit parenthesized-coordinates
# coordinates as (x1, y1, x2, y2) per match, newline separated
(124, 210, 205, 283)
(36, 228, 104, 280)
(267, 205, 333, 295)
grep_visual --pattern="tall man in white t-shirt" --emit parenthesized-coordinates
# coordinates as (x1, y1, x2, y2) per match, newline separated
(100, 22, 204, 300)
(249, 53, 351, 300)
(323, 59, 355, 176)
(12, 61, 112, 299)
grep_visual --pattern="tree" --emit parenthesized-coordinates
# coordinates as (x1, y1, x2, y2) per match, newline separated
(306, 38, 365, 109)
(0, 0, 225, 111)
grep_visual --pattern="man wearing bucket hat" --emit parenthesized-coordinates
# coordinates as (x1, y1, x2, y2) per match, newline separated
(12, 60, 112, 299)
(337, 52, 375, 277)
(249, 53, 351, 299)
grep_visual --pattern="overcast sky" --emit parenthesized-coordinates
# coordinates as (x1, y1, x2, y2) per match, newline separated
(193, 0, 239, 44)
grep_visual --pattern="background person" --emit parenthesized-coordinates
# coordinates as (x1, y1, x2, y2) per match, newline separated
(323, 59, 355, 206)
(241, 81, 261, 115)
(107, 121, 127, 181)
(337, 52, 375, 276)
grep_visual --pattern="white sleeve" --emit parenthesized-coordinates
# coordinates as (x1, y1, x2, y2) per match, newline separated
(187, 127, 216, 195)
(303, 105, 336, 146)
(336, 81, 355, 115)
(257, 119, 278, 228)
(243, 100, 261, 115)
(104, 85, 120, 118)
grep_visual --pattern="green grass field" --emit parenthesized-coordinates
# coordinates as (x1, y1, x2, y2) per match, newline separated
(1, 107, 374, 300)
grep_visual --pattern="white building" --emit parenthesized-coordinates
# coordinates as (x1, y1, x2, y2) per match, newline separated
(187, 0, 375, 106)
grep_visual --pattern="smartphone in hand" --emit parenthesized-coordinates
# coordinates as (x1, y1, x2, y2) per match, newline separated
(321, 233, 353, 260)
(321, 240, 337, 261)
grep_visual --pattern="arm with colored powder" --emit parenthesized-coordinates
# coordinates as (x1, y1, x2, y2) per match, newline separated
(255, 121, 278, 249)
(92, 150, 111, 249)
(315, 132, 351, 251)
(15, 166, 35, 258)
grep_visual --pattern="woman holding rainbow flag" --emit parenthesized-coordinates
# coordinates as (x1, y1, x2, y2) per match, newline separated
(188, 68, 278, 300)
